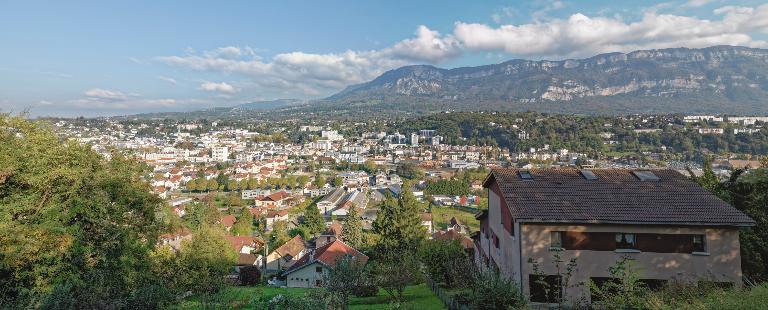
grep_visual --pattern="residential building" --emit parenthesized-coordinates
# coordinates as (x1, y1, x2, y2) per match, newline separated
(265, 235, 309, 273)
(475, 168, 754, 304)
(212, 146, 229, 162)
(283, 240, 368, 288)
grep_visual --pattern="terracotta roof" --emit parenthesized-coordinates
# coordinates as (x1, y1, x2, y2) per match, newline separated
(484, 168, 754, 226)
(266, 210, 289, 218)
(284, 240, 368, 275)
(432, 230, 474, 250)
(225, 235, 264, 252)
(220, 214, 237, 227)
(274, 235, 307, 257)
(262, 191, 289, 202)
(249, 207, 266, 216)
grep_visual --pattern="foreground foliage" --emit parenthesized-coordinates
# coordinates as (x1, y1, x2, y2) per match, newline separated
(0, 116, 171, 308)
(0, 116, 238, 308)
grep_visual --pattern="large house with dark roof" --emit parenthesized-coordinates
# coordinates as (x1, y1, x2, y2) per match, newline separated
(475, 168, 754, 304)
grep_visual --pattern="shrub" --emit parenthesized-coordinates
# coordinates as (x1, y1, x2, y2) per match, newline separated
(469, 268, 526, 310)
(352, 279, 380, 297)
(419, 239, 473, 288)
(238, 265, 262, 286)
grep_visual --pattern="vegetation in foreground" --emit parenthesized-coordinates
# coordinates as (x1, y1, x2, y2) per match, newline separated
(3, 115, 768, 310)
(172, 284, 445, 310)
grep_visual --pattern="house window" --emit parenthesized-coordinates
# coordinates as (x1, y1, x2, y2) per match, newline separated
(550, 231, 563, 250)
(493, 234, 499, 249)
(615, 233, 637, 250)
(693, 235, 707, 253)
(316, 266, 323, 273)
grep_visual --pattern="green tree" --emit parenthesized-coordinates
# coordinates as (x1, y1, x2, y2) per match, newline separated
(302, 204, 326, 234)
(269, 221, 291, 250)
(396, 162, 424, 180)
(371, 252, 422, 304)
(333, 177, 343, 187)
(186, 179, 198, 192)
(469, 269, 526, 310)
(373, 188, 425, 253)
(232, 208, 254, 237)
(342, 206, 363, 248)
(206, 179, 219, 192)
(195, 177, 208, 192)
(184, 202, 221, 231)
(179, 225, 238, 293)
(0, 116, 168, 308)
(324, 256, 367, 310)
(314, 175, 326, 187)
(227, 180, 239, 192)
(419, 239, 472, 288)
(298, 175, 310, 187)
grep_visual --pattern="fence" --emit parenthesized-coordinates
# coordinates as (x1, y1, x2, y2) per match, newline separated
(425, 277, 470, 310)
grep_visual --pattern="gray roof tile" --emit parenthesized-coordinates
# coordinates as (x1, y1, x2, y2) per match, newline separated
(485, 168, 754, 226)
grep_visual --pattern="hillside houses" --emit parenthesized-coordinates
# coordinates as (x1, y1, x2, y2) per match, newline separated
(283, 240, 368, 288)
(317, 187, 369, 218)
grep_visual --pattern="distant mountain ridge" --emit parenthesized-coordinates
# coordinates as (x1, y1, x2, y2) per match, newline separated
(236, 99, 304, 110)
(327, 46, 768, 114)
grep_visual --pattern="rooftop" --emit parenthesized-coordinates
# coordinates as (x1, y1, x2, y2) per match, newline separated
(484, 168, 755, 226)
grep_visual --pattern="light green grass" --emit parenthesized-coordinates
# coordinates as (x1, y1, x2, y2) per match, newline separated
(431, 206, 479, 233)
(172, 284, 446, 309)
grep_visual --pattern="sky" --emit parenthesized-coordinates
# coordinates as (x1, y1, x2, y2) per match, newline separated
(1, 0, 767, 117)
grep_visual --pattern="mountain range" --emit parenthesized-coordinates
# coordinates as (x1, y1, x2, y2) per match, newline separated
(324, 45, 768, 115)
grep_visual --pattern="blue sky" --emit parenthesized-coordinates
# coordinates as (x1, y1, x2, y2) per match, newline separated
(1, 0, 767, 117)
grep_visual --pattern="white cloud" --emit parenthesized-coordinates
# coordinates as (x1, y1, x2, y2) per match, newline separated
(156, 5, 768, 98)
(157, 76, 178, 85)
(386, 25, 463, 63)
(454, 4, 768, 58)
(157, 26, 463, 98)
(203, 46, 258, 59)
(200, 81, 237, 93)
(684, 0, 712, 8)
(83, 88, 128, 100)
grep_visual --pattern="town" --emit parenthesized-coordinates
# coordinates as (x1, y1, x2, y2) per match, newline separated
(4, 2, 768, 307)
(18, 111, 764, 308)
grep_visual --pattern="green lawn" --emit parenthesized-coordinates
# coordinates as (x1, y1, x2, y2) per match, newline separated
(431, 206, 479, 233)
(172, 284, 446, 309)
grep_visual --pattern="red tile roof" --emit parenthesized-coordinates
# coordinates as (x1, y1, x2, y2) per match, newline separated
(226, 235, 264, 252)
(284, 240, 368, 275)
(220, 214, 237, 227)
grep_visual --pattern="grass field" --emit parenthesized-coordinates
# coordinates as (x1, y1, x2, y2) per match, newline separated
(172, 284, 446, 309)
(430, 206, 480, 233)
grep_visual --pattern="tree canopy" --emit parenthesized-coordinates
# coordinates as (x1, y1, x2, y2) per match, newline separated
(0, 116, 168, 308)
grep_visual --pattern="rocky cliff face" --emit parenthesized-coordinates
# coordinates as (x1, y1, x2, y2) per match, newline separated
(328, 46, 768, 110)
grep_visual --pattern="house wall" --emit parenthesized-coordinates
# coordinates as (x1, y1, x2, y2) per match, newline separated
(519, 223, 743, 303)
(487, 182, 521, 280)
(286, 262, 327, 288)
